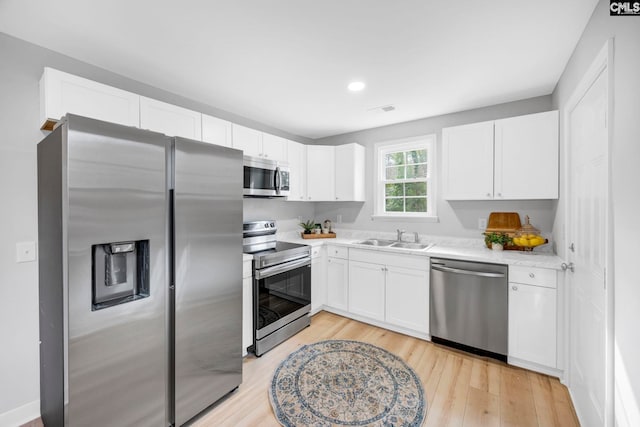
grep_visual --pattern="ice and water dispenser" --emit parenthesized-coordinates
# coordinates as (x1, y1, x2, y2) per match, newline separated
(92, 240, 150, 310)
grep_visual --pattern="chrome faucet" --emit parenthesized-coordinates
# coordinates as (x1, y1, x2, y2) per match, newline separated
(396, 229, 405, 242)
(413, 232, 420, 243)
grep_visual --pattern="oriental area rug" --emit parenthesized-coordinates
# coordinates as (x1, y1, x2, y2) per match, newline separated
(269, 340, 426, 426)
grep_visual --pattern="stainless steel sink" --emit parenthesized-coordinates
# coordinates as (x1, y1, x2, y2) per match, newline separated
(389, 242, 431, 250)
(355, 239, 396, 246)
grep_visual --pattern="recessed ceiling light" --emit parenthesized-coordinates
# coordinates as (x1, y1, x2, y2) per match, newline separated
(347, 81, 366, 92)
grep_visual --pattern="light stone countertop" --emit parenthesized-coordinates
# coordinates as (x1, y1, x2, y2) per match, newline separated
(278, 229, 566, 270)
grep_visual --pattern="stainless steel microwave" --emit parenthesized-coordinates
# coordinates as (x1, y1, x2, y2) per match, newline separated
(243, 155, 290, 197)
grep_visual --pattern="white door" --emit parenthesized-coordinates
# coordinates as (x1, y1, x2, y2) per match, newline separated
(348, 261, 385, 321)
(326, 257, 348, 311)
(567, 59, 609, 426)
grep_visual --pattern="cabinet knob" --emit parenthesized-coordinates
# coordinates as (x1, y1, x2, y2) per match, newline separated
(529, 273, 535, 278)
(335, 197, 339, 200)
(497, 192, 502, 197)
(486, 193, 491, 197)
(512, 286, 518, 291)
(300, 196, 304, 200)
(264, 154, 269, 157)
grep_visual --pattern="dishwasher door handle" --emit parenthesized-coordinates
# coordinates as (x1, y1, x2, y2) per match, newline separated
(431, 265, 506, 278)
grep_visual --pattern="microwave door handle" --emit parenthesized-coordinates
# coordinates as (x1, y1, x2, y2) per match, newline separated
(274, 166, 281, 194)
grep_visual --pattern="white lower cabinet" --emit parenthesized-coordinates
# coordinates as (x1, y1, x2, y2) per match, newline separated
(385, 266, 429, 333)
(327, 257, 349, 311)
(311, 245, 327, 313)
(348, 261, 386, 321)
(242, 258, 253, 357)
(508, 266, 557, 369)
(346, 249, 430, 337)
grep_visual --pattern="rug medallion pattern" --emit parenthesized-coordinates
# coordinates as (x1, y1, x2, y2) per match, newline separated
(269, 340, 426, 426)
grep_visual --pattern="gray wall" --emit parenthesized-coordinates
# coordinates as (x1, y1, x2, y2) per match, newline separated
(0, 32, 313, 420)
(313, 96, 556, 238)
(551, 1, 640, 423)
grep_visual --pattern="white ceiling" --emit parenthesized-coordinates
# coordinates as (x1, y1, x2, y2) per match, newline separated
(0, 0, 598, 139)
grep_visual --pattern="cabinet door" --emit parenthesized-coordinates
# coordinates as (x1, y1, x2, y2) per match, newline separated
(262, 133, 287, 161)
(442, 121, 494, 200)
(335, 143, 365, 201)
(40, 67, 140, 130)
(232, 124, 262, 157)
(326, 257, 348, 311)
(286, 140, 307, 201)
(348, 261, 385, 321)
(508, 282, 557, 367)
(311, 251, 327, 312)
(202, 114, 232, 147)
(494, 110, 559, 199)
(306, 145, 335, 201)
(140, 97, 202, 140)
(385, 266, 429, 333)
(242, 276, 253, 356)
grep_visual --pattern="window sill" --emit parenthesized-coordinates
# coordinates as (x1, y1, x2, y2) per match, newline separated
(370, 215, 439, 223)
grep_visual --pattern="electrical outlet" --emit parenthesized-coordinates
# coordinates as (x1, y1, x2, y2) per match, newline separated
(478, 218, 487, 230)
(337, 214, 342, 223)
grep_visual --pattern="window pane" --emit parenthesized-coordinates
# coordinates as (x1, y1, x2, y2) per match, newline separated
(406, 149, 427, 164)
(405, 182, 426, 196)
(385, 166, 405, 180)
(385, 152, 405, 166)
(406, 198, 427, 212)
(385, 183, 404, 197)
(406, 163, 427, 179)
(385, 198, 404, 212)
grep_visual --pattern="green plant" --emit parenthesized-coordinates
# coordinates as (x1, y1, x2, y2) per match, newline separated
(299, 219, 316, 234)
(484, 232, 512, 246)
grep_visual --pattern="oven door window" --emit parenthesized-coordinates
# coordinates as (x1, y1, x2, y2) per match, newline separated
(257, 264, 310, 331)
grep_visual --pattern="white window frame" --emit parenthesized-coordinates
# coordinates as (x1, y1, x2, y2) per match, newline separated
(372, 135, 437, 221)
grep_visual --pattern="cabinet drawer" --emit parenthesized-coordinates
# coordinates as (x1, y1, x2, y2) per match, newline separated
(349, 248, 428, 271)
(310, 245, 325, 259)
(327, 245, 348, 259)
(509, 266, 556, 288)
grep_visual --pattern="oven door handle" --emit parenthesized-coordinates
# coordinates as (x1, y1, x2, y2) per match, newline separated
(256, 257, 311, 280)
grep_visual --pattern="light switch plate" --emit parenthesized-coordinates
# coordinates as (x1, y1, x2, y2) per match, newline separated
(478, 218, 487, 230)
(16, 241, 37, 263)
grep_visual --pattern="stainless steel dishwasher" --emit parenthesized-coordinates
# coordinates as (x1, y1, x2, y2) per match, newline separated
(430, 258, 508, 361)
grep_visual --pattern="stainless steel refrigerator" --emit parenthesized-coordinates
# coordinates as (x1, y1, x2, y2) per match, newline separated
(37, 114, 243, 426)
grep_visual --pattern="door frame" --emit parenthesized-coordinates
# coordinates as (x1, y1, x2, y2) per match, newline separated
(561, 39, 614, 426)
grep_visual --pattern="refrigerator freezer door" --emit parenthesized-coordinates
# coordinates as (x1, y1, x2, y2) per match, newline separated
(173, 138, 243, 425)
(65, 115, 170, 426)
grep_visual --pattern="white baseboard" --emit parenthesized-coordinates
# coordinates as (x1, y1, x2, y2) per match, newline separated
(0, 400, 40, 427)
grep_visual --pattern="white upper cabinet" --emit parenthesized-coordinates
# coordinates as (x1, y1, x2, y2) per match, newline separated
(261, 133, 287, 161)
(232, 124, 262, 156)
(306, 145, 336, 201)
(335, 143, 365, 202)
(140, 97, 202, 140)
(201, 114, 232, 147)
(232, 125, 286, 161)
(40, 67, 140, 130)
(286, 140, 307, 201)
(442, 120, 495, 200)
(443, 111, 559, 200)
(494, 110, 559, 199)
(306, 143, 365, 202)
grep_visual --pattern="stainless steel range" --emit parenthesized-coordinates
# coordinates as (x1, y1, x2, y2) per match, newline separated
(243, 221, 311, 356)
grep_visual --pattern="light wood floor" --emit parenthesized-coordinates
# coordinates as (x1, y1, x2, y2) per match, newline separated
(194, 311, 579, 427)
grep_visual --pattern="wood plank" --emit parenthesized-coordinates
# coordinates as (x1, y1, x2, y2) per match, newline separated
(499, 366, 537, 427)
(462, 387, 500, 427)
